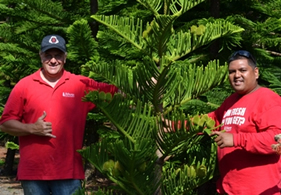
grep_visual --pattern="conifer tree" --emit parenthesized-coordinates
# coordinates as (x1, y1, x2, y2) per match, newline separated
(75, 0, 244, 194)
(1, 0, 281, 194)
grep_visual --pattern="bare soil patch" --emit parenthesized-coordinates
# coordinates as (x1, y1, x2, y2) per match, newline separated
(0, 146, 23, 195)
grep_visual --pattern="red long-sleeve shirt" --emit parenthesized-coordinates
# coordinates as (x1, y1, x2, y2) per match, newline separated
(209, 87, 281, 195)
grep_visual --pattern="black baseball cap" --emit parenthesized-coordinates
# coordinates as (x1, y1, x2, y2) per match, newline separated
(41, 34, 66, 53)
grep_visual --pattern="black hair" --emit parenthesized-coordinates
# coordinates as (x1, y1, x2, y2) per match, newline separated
(228, 50, 257, 68)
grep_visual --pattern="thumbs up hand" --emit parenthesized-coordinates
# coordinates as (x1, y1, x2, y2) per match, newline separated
(31, 111, 56, 138)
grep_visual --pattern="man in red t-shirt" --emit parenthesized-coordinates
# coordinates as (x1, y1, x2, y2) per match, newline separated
(0, 34, 117, 195)
(209, 50, 281, 195)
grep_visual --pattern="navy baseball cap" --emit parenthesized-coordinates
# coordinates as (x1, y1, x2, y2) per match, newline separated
(41, 34, 66, 53)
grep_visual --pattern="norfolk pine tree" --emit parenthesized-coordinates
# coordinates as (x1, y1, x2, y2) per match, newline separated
(75, 0, 244, 194)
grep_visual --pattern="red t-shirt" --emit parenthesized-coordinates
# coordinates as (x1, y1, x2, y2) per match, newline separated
(0, 69, 117, 180)
(209, 87, 281, 195)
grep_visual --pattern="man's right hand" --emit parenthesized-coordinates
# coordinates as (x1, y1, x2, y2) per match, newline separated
(210, 131, 233, 148)
(0, 112, 55, 138)
(32, 111, 56, 138)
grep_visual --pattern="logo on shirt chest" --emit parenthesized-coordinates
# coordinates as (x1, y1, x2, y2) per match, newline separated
(62, 92, 75, 98)
(222, 107, 247, 128)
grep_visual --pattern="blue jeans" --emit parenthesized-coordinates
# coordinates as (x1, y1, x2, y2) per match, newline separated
(21, 179, 82, 195)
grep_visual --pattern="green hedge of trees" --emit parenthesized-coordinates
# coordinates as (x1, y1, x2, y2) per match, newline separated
(1, 0, 281, 194)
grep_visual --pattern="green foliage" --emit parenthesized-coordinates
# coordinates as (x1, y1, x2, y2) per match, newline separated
(66, 19, 99, 72)
(218, 0, 281, 95)
(5, 141, 19, 150)
(2, 0, 281, 194)
(259, 69, 281, 95)
(77, 0, 244, 194)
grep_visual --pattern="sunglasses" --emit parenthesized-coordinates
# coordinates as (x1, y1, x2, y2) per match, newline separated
(229, 50, 257, 66)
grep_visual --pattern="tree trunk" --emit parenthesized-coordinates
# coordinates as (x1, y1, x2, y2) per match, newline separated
(210, 0, 220, 18)
(209, 0, 220, 60)
(90, 0, 99, 39)
(3, 148, 16, 176)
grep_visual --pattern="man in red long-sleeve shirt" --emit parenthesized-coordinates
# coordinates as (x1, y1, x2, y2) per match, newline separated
(209, 50, 281, 195)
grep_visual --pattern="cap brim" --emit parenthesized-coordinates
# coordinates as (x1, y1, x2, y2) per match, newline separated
(41, 45, 66, 53)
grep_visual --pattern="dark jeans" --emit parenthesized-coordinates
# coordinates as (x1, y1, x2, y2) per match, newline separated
(21, 179, 81, 195)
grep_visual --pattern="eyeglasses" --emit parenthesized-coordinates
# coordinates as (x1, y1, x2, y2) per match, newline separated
(41, 53, 65, 61)
(229, 50, 257, 66)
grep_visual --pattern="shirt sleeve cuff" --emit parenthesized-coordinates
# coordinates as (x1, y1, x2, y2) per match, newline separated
(233, 133, 240, 147)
